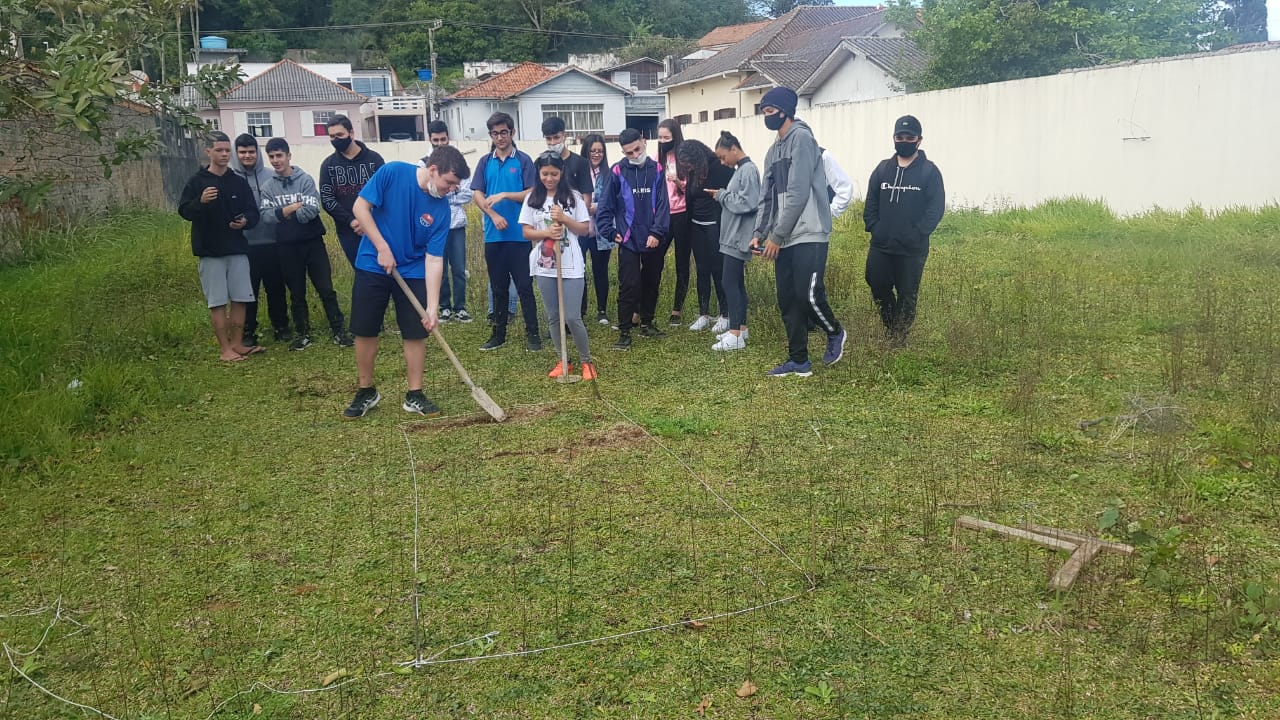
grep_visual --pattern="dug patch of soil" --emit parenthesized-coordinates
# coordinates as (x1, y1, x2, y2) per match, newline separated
(407, 403, 558, 432)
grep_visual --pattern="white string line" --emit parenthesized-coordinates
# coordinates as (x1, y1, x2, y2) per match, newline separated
(398, 594, 803, 668)
(398, 425, 424, 667)
(595, 393, 818, 589)
(3, 598, 113, 720)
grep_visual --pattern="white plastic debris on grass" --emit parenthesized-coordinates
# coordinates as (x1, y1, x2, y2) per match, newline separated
(67, 379, 82, 390)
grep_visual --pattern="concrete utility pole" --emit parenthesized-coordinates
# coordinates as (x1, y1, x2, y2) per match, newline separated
(428, 19, 442, 120)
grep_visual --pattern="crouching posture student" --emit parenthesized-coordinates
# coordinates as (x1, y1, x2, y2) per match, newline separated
(708, 131, 760, 351)
(342, 145, 470, 419)
(520, 153, 595, 380)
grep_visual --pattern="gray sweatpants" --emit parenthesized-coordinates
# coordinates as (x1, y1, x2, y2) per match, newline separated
(536, 275, 591, 363)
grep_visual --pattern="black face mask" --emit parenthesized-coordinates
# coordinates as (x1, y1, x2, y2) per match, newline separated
(330, 137, 353, 153)
(894, 141, 919, 158)
(764, 113, 786, 131)
(658, 141, 674, 158)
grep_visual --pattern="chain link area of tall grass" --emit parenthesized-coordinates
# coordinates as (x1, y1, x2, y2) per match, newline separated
(2, 201, 1279, 718)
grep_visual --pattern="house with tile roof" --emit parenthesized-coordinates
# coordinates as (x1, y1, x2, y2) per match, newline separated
(662, 6, 920, 124)
(597, 57, 667, 137)
(439, 62, 631, 142)
(198, 59, 371, 146)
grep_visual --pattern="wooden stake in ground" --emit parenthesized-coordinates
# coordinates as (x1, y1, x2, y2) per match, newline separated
(551, 235, 581, 384)
(391, 269, 508, 422)
(954, 516, 1133, 591)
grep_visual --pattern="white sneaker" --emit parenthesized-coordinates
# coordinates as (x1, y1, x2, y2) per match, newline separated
(711, 316, 730, 333)
(688, 315, 712, 331)
(712, 333, 746, 351)
(717, 327, 749, 341)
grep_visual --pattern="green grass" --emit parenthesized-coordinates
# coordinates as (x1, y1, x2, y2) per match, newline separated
(2, 201, 1280, 719)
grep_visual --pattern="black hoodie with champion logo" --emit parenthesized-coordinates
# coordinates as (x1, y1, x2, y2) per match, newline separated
(862, 149, 945, 256)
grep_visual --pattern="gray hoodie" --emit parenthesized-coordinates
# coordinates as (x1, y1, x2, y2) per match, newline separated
(753, 119, 832, 247)
(717, 157, 761, 261)
(259, 166, 324, 243)
(230, 138, 277, 246)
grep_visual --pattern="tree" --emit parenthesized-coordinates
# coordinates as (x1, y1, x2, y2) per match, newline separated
(1, 0, 238, 208)
(890, 0, 1223, 91)
(1217, 0, 1268, 43)
(756, 0, 829, 19)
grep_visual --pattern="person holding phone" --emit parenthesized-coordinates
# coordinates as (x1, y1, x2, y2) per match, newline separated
(708, 130, 760, 351)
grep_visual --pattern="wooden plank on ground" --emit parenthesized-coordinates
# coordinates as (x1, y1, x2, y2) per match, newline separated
(954, 516, 1079, 553)
(1051, 542, 1102, 590)
(1023, 523, 1135, 555)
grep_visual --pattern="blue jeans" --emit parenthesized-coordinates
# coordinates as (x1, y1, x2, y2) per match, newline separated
(439, 226, 468, 311)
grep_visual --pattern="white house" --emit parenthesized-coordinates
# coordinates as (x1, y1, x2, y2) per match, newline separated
(440, 62, 631, 141)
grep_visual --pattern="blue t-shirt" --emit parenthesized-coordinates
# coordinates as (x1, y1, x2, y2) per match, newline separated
(471, 147, 534, 243)
(354, 161, 449, 279)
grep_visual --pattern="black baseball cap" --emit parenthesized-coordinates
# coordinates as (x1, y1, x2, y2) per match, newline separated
(894, 115, 922, 136)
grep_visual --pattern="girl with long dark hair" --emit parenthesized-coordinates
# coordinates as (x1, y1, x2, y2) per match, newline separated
(708, 130, 760, 351)
(579, 133, 613, 325)
(519, 152, 595, 379)
(656, 118, 690, 326)
(676, 138, 733, 335)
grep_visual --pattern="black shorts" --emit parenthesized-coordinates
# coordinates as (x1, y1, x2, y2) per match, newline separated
(350, 269, 429, 340)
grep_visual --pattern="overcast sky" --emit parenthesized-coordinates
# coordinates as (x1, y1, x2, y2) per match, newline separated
(1269, 0, 1278, 40)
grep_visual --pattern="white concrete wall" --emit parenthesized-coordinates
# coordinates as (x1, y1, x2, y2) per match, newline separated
(680, 45, 1280, 214)
(441, 100, 514, 141)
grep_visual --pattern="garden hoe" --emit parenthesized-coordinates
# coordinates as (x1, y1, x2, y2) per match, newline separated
(391, 269, 508, 422)
(552, 237, 582, 384)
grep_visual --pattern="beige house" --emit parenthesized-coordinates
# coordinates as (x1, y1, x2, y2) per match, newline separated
(662, 6, 919, 124)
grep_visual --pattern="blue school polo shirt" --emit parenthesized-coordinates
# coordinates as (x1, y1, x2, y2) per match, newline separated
(471, 146, 535, 243)
(354, 161, 449, 279)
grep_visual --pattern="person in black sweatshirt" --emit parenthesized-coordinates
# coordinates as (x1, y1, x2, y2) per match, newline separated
(177, 132, 262, 362)
(862, 115, 946, 348)
(261, 137, 353, 350)
(319, 115, 385, 267)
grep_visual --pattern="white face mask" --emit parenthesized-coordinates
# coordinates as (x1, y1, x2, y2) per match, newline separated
(547, 142, 565, 154)
(426, 180, 445, 199)
(628, 154, 646, 166)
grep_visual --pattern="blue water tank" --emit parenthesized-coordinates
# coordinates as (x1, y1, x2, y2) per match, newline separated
(200, 36, 228, 50)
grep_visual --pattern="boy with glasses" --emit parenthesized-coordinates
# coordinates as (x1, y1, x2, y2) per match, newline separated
(862, 114, 946, 348)
(471, 112, 539, 351)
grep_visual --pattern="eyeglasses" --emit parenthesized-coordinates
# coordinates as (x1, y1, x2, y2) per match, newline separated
(489, 129, 512, 138)
(588, 148, 604, 154)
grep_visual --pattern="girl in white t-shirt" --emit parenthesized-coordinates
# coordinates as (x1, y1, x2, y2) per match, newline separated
(520, 152, 593, 380)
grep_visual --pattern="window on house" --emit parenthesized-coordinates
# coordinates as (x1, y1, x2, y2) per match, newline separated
(713, 108, 736, 120)
(675, 114, 693, 125)
(541, 104, 605, 136)
(351, 76, 390, 96)
(247, 111, 272, 137)
(698, 110, 708, 123)
(632, 71, 658, 91)
(312, 110, 335, 136)
(204, 117, 221, 131)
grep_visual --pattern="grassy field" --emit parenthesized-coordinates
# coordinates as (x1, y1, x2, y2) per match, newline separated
(1, 201, 1279, 719)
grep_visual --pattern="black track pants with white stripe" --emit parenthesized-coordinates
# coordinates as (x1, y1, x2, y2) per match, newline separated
(775, 241, 841, 364)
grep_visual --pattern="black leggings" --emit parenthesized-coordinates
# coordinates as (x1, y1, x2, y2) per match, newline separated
(690, 220, 725, 316)
(668, 211, 691, 315)
(579, 235, 612, 318)
(721, 254, 748, 330)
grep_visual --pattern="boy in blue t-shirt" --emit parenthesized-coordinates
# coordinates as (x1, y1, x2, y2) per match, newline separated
(342, 145, 471, 419)
(470, 111, 539, 352)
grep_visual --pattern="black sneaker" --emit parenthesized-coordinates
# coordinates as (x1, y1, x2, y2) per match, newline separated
(526, 335, 543, 352)
(274, 328, 293, 343)
(332, 330, 355, 347)
(638, 324, 666, 339)
(402, 390, 441, 416)
(597, 311, 609, 326)
(289, 335, 312, 351)
(668, 312, 682, 327)
(612, 333, 632, 351)
(342, 387, 380, 419)
(480, 330, 506, 351)
(243, 333, 260, 348)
